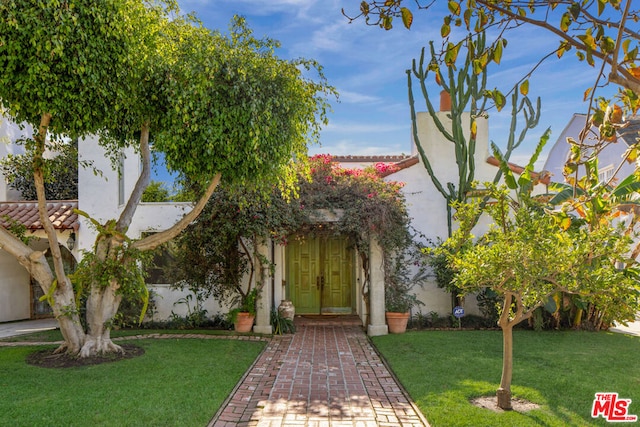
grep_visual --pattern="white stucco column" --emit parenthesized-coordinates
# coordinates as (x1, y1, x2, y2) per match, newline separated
(368, 239, 388, 336)
(253, 242, 273, 334)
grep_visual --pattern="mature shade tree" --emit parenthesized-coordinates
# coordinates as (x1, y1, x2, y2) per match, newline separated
(0, 1, 332, 356)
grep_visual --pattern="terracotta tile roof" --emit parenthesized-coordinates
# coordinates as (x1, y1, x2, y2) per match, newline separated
(333, 154, 414, 163)
(332, 154, 420, 177)
(0, 201, 79, 231)
(486, 156, 551, 185)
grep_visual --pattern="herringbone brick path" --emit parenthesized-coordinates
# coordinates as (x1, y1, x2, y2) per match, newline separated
(209, 317, 428, 427)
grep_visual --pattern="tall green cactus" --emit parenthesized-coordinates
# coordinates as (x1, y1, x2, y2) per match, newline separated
(408, 32, 540, 236)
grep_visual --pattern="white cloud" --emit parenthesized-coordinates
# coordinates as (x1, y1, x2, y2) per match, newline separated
(337, 90, 382, 105)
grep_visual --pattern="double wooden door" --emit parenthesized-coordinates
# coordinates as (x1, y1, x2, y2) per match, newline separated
(286, 236, 353, 314)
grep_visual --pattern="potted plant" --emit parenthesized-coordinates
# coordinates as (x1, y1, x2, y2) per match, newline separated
(385, 282, 421, 333)
(228, 287, 259, 333)
(384, 247, 425, 333)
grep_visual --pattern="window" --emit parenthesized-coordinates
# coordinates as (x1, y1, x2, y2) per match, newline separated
(142, 232, 175, 285)
(118, 153, 125, 206)
(598, 165, 614, 184)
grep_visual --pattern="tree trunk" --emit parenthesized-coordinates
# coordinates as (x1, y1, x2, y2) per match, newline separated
(497, 322, 514, 410)
(80, 281, 123, 357)
(32, 113, 86, 354)
(497, 292, 514, 410)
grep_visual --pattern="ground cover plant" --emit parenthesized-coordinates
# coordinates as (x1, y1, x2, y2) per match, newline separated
(373, 330, 640, 427)
(0, 337, 264, 426)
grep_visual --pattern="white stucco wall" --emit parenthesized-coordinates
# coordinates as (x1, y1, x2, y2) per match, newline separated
(385, 111, 495, 316)
(0, 250, 31, 322)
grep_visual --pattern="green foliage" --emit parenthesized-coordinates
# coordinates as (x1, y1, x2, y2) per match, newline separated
(1, 214, 35, 245)
(476, 287, 501, 326)
(0, 0, 134, 137)
(152, 16, 335, 192)
(169, 293, 210, 329)
(141, 180, 171, 202)
(270, 309, 296, 335)
(171, 154, 415, 316)
(347, 1, 640, 112)
(169, 184, 299, 313)
(444, 184, 639, 329)
(111, 290, 158, 329)
(0, 138, 79, 200)
(424, 238, 457, 293)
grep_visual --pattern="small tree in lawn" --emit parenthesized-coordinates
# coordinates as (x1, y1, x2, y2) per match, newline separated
(441, 139, 639, 410)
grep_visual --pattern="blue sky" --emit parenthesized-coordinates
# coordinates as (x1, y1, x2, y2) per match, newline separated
(176, 0, 615, 167)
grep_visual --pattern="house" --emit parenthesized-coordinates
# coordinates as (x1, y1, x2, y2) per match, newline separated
(0, 97, 546, 334)
(543, 113, 640, 184)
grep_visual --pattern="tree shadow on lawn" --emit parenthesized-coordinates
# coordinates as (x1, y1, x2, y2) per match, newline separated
(26, 344, 144, 368)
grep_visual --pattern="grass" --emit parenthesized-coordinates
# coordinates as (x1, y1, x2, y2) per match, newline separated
(372, 330, 640, 427)
(0, 336, 265, 426)
(0, 327, 246, 343)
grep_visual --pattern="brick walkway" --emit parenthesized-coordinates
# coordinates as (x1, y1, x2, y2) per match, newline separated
(210, 316, 429, 427)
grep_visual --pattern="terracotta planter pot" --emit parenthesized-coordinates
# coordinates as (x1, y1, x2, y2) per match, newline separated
(234, 312, 255, 333)
(386, 311, 410, 334)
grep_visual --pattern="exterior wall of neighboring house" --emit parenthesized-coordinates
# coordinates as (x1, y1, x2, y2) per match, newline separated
(543, 113, 636, 184)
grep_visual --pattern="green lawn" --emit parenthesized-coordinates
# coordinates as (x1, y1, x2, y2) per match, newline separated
(0, 337, 265, 427)
(373, 330, 640, 427)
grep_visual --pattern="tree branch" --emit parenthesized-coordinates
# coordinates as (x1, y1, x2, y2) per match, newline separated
(132, 172, 222, 251)
(33, 113, 70, 291)
(116, 122, 151, 232)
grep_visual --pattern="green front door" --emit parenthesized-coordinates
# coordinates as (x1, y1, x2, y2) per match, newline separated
(287, 236, 353, 314)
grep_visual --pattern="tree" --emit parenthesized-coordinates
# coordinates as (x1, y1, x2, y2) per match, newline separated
(168, 184, 303, 318)
(0, 1, 332, 356)
(345, 1, 639, 100)
(439, 140, 639, 409)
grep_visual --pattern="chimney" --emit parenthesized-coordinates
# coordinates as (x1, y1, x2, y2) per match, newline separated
(440, 90, 451, 111)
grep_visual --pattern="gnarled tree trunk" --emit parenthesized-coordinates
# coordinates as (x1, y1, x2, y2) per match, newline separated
(81, 278, 124, 357)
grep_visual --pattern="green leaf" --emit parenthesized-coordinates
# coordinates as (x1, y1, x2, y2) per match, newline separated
(492, 41, 503, 64)
(441, 22, 451, 37)
(544, 295, 558, 314)
(491, 142, 517, 189)
(360, 1, 369, 15)
(519, 79, 529, 96)
(400, 7, 413, 29)
(448, 1, 461, 15)
(493, 89, 506, 112)
(560, 12, 571, 32)
(444, 42, 460, 66)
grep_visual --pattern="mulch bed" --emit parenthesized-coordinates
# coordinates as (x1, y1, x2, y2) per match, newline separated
(25, 344, 145, 368)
